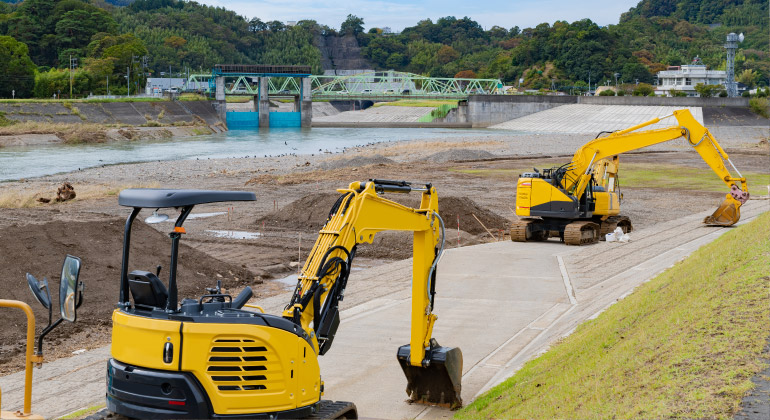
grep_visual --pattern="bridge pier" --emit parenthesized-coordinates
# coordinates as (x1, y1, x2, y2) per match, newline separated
(257, 77, 270, 128)
(300, 77, 312, 127)
(213, 76, 226, 122)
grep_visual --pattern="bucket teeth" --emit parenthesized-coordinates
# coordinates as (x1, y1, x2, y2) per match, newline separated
(397, 341, 463, 410)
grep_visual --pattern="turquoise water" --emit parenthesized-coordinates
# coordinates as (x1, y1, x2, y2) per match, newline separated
(0, 127, 498, 181)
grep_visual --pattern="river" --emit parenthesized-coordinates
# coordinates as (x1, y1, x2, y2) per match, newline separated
(0, 127, 499, 182)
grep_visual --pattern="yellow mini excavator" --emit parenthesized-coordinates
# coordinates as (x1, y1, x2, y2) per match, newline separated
(512, 109, 750, 245)
(106, 181, 462, 419)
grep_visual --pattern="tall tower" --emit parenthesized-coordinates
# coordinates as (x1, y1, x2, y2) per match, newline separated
(724, 32, 742, 97)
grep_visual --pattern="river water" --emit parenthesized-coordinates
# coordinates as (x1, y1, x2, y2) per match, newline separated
(0, 127, 499, 182)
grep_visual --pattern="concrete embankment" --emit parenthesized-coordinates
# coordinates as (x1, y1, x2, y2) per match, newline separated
(0, 100, 222, 126)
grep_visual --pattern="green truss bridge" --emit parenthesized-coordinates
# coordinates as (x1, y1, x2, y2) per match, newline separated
(185, 70, 504, 99)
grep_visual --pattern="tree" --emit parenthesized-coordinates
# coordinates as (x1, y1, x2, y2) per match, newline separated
(0, 36, 37, 98)
(436, 45, 459, 64)
(454, 70, 477, 79)
(737, 69, 758, 88)
(694, 83, 723, 98)
(340, 14, 364, 35)
(632, 83, 655, 96)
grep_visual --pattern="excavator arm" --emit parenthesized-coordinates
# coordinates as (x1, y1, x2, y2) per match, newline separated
(562, 109, 749, 225)
(282, 179, 463, 408)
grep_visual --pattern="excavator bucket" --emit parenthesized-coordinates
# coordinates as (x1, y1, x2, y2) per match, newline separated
(397, 340, 463, 409)
(704, 186, 748, 226)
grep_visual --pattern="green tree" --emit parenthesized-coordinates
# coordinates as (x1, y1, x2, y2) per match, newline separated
(340, 14, 364, 35)
(694, 83, 723, 98)
(0, 36, 37, 98)
(632, 83, 655, 96)
(737, 69, 758, 88)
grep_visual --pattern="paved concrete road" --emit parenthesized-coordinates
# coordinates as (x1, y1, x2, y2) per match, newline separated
(0, 200, 765, 419)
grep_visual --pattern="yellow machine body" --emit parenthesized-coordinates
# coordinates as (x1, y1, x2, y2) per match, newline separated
(111, 311, 320, 415)
(108, 181, 462, 418)
(512, 109, 750, 245)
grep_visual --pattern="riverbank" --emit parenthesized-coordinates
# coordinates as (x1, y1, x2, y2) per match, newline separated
(0, 100, 225, 147)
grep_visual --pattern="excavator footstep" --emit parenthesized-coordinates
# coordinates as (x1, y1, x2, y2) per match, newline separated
(397, 342, 463, 410)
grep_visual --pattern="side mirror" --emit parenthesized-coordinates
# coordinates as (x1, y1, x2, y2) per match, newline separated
(27, 273, 51, 310)
(59, 255, 83, 322)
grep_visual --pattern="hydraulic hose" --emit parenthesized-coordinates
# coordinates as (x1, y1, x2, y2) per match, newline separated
(427, 211, 445, 311)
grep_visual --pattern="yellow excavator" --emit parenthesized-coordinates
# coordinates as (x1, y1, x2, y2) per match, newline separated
(512, 109, 750, 245)
(106, 180, 462, 419)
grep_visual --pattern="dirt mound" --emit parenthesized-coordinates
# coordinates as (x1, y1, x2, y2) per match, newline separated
(257, 192, 509, 238)
(321, 154, 395, 170)
(424, 149, 496, 163)
(438, 196, 510, 235)
(257, 192, 341, 230)
(0, 218, 257, 374)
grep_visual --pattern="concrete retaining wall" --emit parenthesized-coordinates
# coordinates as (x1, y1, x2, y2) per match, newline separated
(464, 95, 750, 127)
(0, 100, 223, 127)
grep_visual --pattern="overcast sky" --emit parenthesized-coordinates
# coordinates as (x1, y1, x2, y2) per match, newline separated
(197, 0, 642, 31)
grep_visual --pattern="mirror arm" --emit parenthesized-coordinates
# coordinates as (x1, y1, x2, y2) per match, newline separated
(36, 318, 63, 357)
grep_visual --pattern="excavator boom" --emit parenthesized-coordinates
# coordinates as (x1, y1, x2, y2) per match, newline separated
(283, 179, 463, 409)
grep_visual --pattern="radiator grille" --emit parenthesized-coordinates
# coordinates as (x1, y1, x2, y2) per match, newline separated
(207, 338, 274, 392)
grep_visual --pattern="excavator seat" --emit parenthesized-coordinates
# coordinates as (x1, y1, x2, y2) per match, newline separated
(128, 270, 168, 309)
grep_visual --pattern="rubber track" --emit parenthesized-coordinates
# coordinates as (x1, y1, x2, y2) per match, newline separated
(510, 219, 532, 242)
(307, 400, 358, 419)
(564, 221, 600, 245)
(89, 401, 357, 420)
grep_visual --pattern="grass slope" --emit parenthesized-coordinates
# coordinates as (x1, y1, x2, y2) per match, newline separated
(457, 211, 770, 419)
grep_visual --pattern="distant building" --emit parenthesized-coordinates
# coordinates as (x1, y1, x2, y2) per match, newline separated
(145, 78, 186, 95)
(655, 56, 726, 97)
(382, 27, 392, 34)
(286, 21, 297, 26)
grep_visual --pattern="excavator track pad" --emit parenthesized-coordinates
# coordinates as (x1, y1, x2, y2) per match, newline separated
(564, 221, 600, 245)
(704, 188, 746, 226)
(397, 339, 463, 410)
(511, 219, 548, 242)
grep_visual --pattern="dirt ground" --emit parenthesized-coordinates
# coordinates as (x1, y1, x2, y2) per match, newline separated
(0, 136, 767, 374)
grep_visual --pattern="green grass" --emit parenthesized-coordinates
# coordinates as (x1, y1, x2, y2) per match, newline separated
(56, 404, 105, 419)
(451, 163, 770, 196)
(373, 99, 458, 107)
(749, 97, 769, 118)
(457, 211, 770, 419)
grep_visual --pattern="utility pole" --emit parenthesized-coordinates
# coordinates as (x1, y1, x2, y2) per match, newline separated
(127, 66, 130, 97)
(107, 76, 109, 96)
(614, 73, 620, 89)
(69, 55, 78, 98)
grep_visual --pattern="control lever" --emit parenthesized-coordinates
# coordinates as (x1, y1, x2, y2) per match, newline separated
(232, 287, 253, 309)
(156, 265, 162, 277)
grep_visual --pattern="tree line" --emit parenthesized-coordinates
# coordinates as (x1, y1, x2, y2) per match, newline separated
(0, 0, 766, 98)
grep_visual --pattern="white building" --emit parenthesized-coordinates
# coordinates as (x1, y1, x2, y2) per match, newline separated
(655, 57, 726, 97)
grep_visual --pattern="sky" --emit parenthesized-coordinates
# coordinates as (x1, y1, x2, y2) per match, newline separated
(198, 0, 642, 32)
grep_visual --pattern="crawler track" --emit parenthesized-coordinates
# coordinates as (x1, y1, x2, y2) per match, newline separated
(564, 221, 600, 245)
(510, 219, 548, 242)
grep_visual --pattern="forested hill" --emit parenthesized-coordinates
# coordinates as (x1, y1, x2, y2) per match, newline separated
(0, 0, 766, 99)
